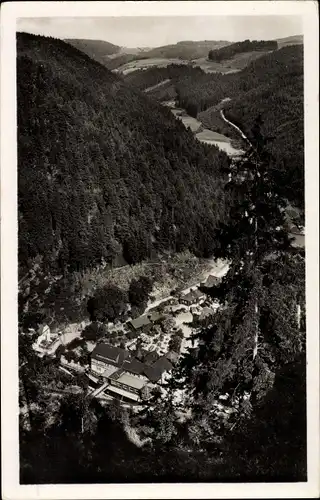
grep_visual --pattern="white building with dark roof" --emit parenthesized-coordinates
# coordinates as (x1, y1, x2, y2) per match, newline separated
(90, 343, 173, 403)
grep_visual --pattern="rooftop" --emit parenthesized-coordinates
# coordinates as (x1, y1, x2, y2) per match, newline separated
(91, 342, 173, 384)
(105, 384, 141, 402)
(204, 275, 220, 287)
(123, 357, 146, 376)
(143, 356, 173, 383)
(117, 372, 146, 390)
(129, 315, 151, 330)
(143, 350, 160, 365)
(181, 289, 204, 303)
(91, 343, 130, 366)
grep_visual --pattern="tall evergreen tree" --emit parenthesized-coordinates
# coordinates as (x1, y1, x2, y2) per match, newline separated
(175, 119, 305, 441)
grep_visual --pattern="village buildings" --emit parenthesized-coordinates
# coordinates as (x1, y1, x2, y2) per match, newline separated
(179, 288, 206, 306)
(90, 343, 173, 403)
(201, 274, 221, 290)
(29, 268, 223, 405)
(32, 325, 61, 357)
(128, 310, 166, 332)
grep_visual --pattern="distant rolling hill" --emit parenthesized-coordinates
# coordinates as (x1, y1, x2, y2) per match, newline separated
(139, 40, 231, 60)
(64, 36, 304, 74)
(276, 34, 303, 48)
(64, 38, 121, 64)
(65, 39, 233, 72)
(114, 40, 280, 76)
(208, 39, 278, 63)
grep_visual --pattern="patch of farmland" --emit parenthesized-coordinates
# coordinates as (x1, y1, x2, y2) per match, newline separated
(115, 58, 191, 75)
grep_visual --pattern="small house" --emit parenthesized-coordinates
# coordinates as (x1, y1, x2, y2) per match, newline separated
(128, 314, 152, 332)
(192, 289, 206, 302)
(200, 307, 215, 320)
(180, 291, 196, 306)
(143, 356, 173, 384)
(180, 289, 205, 306)
(202, 275, 220, 289)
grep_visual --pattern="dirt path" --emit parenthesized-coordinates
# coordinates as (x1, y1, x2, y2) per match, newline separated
(144, 78, 171, 93)
(220, 109, 252, 146)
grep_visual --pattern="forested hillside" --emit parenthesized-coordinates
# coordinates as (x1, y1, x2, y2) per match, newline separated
(19, 119, 306, 485)
(65, 38, 121, 63)
(64, 41, 149, 72)
(208, 39, 277, 61)
(17, 32, 306, 485)
(17, 32, 229, 279)
(124, 64, 204, 93)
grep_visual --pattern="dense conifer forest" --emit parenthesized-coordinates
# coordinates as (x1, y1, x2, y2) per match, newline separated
(17, 32, 229, 278)
(64, 39, 121, 64)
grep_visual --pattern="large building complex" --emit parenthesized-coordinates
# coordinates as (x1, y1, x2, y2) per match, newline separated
(90, 343, 173, 403)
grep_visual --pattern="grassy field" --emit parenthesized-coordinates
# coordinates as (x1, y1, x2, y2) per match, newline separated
(196, 128, 231, 142)
(115, 49, 272, 76)
(117, 51, 271, 76)
(115, 57, 190, 75)
(178, 114, 203, 132)
(199, 107, 241, 141)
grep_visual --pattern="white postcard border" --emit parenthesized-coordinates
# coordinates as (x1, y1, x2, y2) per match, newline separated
(1, 2, 319, 499)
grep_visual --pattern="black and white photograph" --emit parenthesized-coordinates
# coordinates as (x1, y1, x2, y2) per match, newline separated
(1, 1, 319, 499)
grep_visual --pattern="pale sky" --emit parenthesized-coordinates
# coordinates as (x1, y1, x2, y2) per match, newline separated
(17, 16, 303, 48)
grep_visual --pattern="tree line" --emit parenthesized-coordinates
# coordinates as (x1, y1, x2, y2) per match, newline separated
(208, 39, 277, 62)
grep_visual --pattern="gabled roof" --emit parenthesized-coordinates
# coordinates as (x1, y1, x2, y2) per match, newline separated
(181, 289, 204, 303)
(153, 356, 173, 372)
(129, 315, 151, 330)
(143, 356, 173, 383)
(181, 292, 195, 303)
(91, 343, 130, 366)
(193, 289, 205, 299)
(143, 350, 159, 365)
(91, 343, 173, 384)
(204, 275, 220, 287)
(143, 365, 161, 383)
(123, 358, 145, 376)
